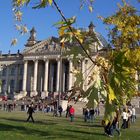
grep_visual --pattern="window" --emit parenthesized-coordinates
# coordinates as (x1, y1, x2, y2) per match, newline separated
(2, 80, 6, 92)
(19, 80, 22, 91)
(19, 67, 23, 75)
(10, 80, 15, 93)
(10, 67, 15, 76)
(2, 68, 6, 76)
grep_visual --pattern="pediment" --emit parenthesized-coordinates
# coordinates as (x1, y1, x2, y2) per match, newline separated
(22, 36, 61, 54)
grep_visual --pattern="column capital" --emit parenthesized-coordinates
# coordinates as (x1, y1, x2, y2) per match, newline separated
(56, 56, 61, 61)
(76, 53, 83, 60)
(67, 54, 73, 61)
(23, 60, 28, 63)
(43, 58, 49, 62)
(33, 59, 38, 63)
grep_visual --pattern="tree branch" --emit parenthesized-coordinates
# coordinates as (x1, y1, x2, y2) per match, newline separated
(52, 0, 107, 71)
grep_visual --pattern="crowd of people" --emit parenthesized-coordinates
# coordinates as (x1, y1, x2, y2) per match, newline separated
(0, 100, 137, 138)
(83, 107, 100, 123)
(103, 106, 136, 138)
(1, 102, 16, 112)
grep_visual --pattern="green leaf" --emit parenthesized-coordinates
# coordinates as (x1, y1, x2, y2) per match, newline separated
(33, 0, 49, 9)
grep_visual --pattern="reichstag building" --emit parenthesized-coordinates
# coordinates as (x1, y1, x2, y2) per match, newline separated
(0, 22, 108, 100)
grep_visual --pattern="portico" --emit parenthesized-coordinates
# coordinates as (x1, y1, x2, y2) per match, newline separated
(21, 57, 71, 98)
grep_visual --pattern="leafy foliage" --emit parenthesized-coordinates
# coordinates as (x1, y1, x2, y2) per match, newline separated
(103, 1, 140, 49)
(54, 17, 85, 44)
(80, 0, 94, 12)
(32, 0, 53, 9)
(11, 0, 140, 124)
(69, 1, 140, 124)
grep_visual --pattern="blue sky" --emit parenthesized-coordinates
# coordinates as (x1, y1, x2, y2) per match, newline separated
(0, 0, 139, 54)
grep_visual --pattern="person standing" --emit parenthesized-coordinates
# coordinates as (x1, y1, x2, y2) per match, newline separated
(89, 108, 95, 123)
(121, 108, 128, 129)
(84, 108, 89, 122)
(132, 106, 136, 123)
(66, 105, 70, 118)
(58, 105, 63, 117)
(69, 105, 75, 122)
(26, 104, 35, 123)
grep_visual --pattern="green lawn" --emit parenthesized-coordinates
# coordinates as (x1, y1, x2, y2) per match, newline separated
(0, 111, 139, 140)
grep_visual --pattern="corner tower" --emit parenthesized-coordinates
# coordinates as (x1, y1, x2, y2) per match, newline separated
(25, 27, 37, 47)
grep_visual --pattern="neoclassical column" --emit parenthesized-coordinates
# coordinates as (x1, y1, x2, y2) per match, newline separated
(82, 59, 85, 91)
(56, 58, 61, 92)
(33, 60, 38, 92)
(14, 65, 18, 92)
(43, 59, 49, 97)
(22, 61, 28, 93)
(84, 59, 88, 90)
(62, 63, 65, 92)
(69, 59, 73, 90)
(5, 65, 9, 94)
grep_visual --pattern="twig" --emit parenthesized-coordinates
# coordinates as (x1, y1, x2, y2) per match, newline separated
(52, 0, 107, 71)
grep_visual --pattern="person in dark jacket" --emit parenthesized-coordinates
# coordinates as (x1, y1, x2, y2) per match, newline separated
(66, 105, 70, 118)
(89, 108, 95, 122)
(58, 105, 63, 117)
(84, 108, 89, 122)
(26, 104, 35, 123)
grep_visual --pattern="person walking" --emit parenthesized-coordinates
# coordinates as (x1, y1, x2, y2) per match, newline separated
(69, 105, 75, 122)
(26, 104, 35, 123)
(111, 109, 121, 136)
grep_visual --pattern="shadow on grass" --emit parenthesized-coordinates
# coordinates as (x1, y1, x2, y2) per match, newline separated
(79, 124, 103, 128)
(64, 128, 105, 136)
(0, 122, 49, 136)
(0, 122, 78, 139)
(0, 117, 57, 126)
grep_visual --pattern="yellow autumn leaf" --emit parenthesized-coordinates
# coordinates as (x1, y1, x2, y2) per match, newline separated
(48, 0, 52, 5)
(108, 85, 116, 104)
(59, 26, 68, 36)
(60, 42, 65, 48)
(16, 0, 22, 6)
(15, 10, 22, 21)
(11, 38, 18, 46)
(21, 25, 28, 34)
(89, 6, 93, 12)
(15, 24, 21, 30)
(15, 0, 28, 6)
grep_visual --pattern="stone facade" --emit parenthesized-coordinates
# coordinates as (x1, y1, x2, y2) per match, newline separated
(0, 23, 109, 99)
